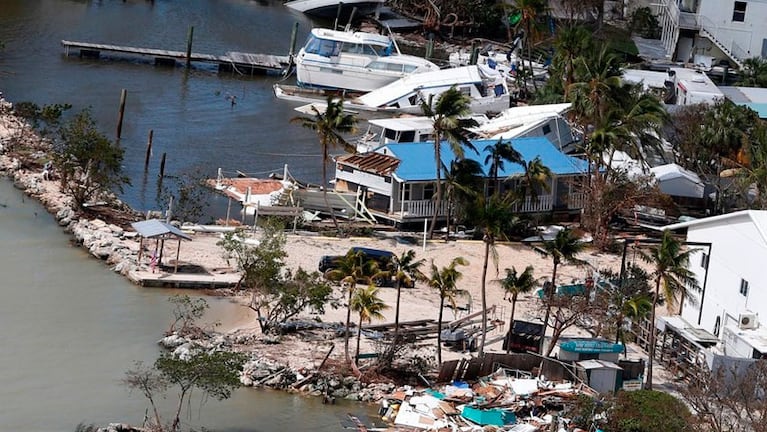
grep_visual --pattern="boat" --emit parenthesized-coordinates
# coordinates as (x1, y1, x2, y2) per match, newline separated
(284, 0, 384, 20)
(354, 65, 510, 115)
(354, 114, 489, 153)
(295, 27, 439, 92)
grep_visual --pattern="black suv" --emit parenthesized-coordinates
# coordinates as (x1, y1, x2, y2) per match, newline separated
(319, 247, 399, 286)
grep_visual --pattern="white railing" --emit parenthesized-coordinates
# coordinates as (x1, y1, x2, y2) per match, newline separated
(512, 195, 553, 213)
(697, 14, 748, 67)
(567, 192, 587, 210)
(401, 199, 449, 218)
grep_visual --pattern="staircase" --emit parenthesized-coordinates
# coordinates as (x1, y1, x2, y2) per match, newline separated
(697, 16, 746, 68)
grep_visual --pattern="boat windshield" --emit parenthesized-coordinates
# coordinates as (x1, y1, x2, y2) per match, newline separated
(340, 43, 382, 56)
(303, 34, 341, 57)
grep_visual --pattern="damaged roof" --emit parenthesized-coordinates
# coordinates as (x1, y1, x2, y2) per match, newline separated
(336, 151, 401, 176)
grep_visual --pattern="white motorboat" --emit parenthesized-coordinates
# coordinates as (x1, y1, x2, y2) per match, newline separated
(295, 27, 439, 92)
(354, 65, 511, 115)
(285, 0, 384, 19)
(354, 115, 489, 153)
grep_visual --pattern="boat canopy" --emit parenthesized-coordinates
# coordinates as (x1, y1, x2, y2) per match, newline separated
(303, 28, 394, 57)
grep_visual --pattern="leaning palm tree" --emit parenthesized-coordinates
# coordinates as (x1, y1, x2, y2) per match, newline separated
(290, 96, 357, 233)
(540, 227, 585, 354)
(429, 257, 469, 365)
(484, 138, 523, 194)
(640, 230, 700, 390)
(392, 249, 426, 340)
(350, 284, 389, 364)
(419, 87, 478, 239)
(497, 265, 537, 353)
(444, 158, 484, 240)
(325, 249, 383, 364)
(466, 191, 517, 356)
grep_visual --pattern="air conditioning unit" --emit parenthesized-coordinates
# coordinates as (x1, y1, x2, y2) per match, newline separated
(739, 312, 758, 330)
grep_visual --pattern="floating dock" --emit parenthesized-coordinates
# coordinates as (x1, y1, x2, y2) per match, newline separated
(61, 40, 291, 74)
(128, 269, 241, 289)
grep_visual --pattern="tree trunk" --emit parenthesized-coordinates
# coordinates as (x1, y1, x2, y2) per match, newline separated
(540, 262, 558, 354)
(437, 296, 445, 365)
(355, 315, 363, 365)
(479, 239, 490, 357)
(344, 285, 354, 364)
(506, 295, 518, 354)
(429, 136, 442, 239)
(646, 276, 661, 390)
(526, 20, 538, 92)
(321, 141, 341, 234)
(394, 280, 402, 339)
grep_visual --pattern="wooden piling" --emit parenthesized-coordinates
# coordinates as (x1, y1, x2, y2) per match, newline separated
(116, 88, 127, 139)
(469, 42, 479, 65)
(144, 129, 153, 170)
(288, 22, 299, 61)
(159, 152, 167, 178)
(425, 34, 434, 59)
(185, 26, 194, 68)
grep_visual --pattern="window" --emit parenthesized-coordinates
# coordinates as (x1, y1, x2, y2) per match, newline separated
(542, 124, 552, 135)
(700, 252, 709, 269)
(732, 1, 747, 22)
(739, 278, 749, 296)
(423, 183, 435, 200)
(403, 183, 411, 201)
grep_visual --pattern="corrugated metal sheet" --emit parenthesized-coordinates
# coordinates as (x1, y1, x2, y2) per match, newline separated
(131, 219, 192, 240)
(336, 152, 400, 175)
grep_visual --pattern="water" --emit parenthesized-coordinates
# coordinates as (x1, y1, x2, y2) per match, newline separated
(0, 1, 378, 430)
(0, 0, 328, 215)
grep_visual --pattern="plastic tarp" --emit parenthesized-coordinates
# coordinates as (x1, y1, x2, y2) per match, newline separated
(461, 405, 517, 426)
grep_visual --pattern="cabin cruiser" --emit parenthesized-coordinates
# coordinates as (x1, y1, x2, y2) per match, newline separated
(295, 27, 439, 92)
(354, 115, 489, 153)
(354, 65, 510, 115)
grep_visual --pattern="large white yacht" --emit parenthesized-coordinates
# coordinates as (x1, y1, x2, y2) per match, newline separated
(295, 27, 440, 92)
(285, 0, 384, 19)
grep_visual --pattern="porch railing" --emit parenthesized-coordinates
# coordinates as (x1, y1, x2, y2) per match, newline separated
(400, 199, 449, 218)
(512, 195, 553, 213)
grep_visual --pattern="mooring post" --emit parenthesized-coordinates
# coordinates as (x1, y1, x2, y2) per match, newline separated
(425, 33, 434, 59)
(288, 22, 299, 62)
(144, 129, 153, 170)
(159, 152, 167, 178)
(116, 88, 127, 140)
(334, 2, 344, 30)
(185, 26, 194, 68)
(470, 41, 479, 65)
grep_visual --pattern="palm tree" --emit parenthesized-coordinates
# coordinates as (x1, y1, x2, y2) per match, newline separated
(350, 285, 389, 364)
(497, 265, 537, 353)
(484, 138, 523, 194)
(392, 250, 426, 341)
(429, 257, 469, 365)
(466, 192, 517, 356)
(290, 96, 357, 233)
(325, 249, 383, 364)
(444, 158, 484, 240)
(419, 87, 478, 239)
(737, 57, 767, 87)
(640, 230, 700, 390)
(510, 0, 547, 93)
(567, 47, 623, 134)
(540, 227, 585, 355)
(552, 24, 593, 99)
(515, 156, 552, 204)
(617, 293, 653, 355)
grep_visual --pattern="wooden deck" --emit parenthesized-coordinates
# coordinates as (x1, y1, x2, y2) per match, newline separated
(128, 270, 241, 289)
(61, 40, 290, 74)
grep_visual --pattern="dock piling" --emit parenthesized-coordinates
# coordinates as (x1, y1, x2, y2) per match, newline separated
(185, 26, 194, 68)
(159, 152, 167, 178)
(425, 34, 434, 59)
(144, 129, 153, 170)
(288, 22, 299, 62)
(116, 88, 127, 140)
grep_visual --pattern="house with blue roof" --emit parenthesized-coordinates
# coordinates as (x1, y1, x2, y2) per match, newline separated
(333, 136, 590, 225)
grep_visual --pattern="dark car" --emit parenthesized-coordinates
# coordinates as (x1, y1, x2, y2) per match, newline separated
(319, 247, 399, 286)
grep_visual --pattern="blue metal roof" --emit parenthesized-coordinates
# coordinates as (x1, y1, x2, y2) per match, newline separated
(383, 137, 589, 182)
(741, 102, 767, 119)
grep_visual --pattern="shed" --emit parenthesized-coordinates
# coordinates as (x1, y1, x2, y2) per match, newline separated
(649, 163, 705, 198)
(576, 359, 623, 394)
(131, 219, 192, 273)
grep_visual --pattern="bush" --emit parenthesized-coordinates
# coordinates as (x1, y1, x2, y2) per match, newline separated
(607, 390, 693, 432)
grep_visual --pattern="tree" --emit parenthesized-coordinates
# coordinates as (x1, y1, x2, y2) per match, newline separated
(350, 284, 388, 364)
(429, 257, 469, 365)
(444, 158, 484, 238)
(52, 108, 130, 209)
(419, 87, 478, 239)
(466, 191, 517, 356)
(484, 138, 522, 194)
(158, 165, 213, 223)
(155, 350, 247, 432)
(540, 227, 585, 355)
(218, 220, 333, 334)
(325, 249, 385, 364)
(606, 390, 694, 432)
(167, 295, 210, 337)
(497, 265, 537, 353)
(290, 96, 357, 234)
(123, 361, 168, 431)
(392, 250, 426, 340)
(509, 0, 547, 93)
(737, 57, 767, 88)
(640, 230, 700, 390)
(515, 155, 552, 204)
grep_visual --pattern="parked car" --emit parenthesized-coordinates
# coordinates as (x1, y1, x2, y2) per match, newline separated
(319, 247, 409, 287)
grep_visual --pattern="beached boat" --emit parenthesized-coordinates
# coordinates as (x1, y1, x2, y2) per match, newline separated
(284, 0, 384, 19)
(354, 114, 489, 153)
(295, 27, 439, 92)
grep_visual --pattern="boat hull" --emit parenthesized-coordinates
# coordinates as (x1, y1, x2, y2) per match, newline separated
(285, 0, 384, 19)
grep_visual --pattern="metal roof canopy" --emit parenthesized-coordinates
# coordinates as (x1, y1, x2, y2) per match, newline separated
(131, 219, 192, 241)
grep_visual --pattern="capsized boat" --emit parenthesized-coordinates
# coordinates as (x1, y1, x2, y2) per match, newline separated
(295, 27, 439, 92)
(285, 0, 384, 19)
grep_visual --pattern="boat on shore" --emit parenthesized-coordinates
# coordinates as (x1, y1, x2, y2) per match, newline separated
(284, 0, 385, 20)
(295, 27, 439, 92)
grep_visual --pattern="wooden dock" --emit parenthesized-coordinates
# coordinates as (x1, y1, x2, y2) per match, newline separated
(61, 40, 291, 74)
(128, 269, 241, 289)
